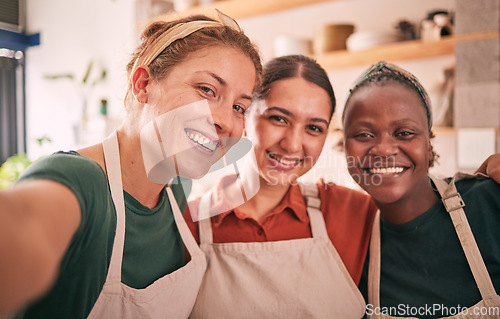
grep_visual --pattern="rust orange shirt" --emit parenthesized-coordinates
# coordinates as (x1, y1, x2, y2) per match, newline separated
(184, 176, 377, 284)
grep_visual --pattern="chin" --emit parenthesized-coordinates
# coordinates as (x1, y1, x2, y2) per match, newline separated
(178, 164, 211, 180)
(261, 172, 299, 187)
(175, 155, 214, 180)
(366, 188, 405, 206)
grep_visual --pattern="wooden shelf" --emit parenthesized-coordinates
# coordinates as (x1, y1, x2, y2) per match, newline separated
(433, 127, 500, 135)
(146, 0, 499, 71)
(314, 31, 500, 69)
(434, 127, 458, 135)
(149, 0, 337, 22)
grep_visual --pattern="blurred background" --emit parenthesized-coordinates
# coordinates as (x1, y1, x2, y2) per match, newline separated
(0, 0, 498, 191)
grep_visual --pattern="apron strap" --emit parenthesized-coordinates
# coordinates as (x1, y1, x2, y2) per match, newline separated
(198, 191, 214, 244)
(430, 173, 497, 300)
(166, 187, 204, 257)
(102, 131, 126, 283)
(298, 183, 327, 240)
(367, 210, 382, 317)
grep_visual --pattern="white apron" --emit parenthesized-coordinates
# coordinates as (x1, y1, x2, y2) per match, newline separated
(87, 131, 207, 319)
(190, 182, 366, 319)
(367, 173, 500, 319)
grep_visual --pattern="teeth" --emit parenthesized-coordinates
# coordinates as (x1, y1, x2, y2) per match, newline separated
(186, 130, 218, 152)
(205, 141, 216, 151)
(281, 158, 296, 165)
(369, 167, 404, 174)
(269, 153, 302, 166)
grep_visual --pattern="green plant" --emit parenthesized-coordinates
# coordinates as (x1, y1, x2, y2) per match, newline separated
(45, 60, 107, 122)
(0, 154, 33, 190)
(44, 60, 107, 93)
(44, 60, 107, 143)
(0, 136, 52, 190)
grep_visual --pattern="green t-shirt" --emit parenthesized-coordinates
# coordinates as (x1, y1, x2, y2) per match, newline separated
(359, 177, 500, 318)
(14, 151, 190, 319)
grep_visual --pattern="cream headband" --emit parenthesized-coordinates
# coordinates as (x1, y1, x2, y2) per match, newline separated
(129, 9, 241, 86)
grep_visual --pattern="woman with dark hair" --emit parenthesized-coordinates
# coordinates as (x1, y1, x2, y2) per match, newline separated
(0, 11, 262, 319)
(185, 55, 377, 318)
(343, 61, 500, 318)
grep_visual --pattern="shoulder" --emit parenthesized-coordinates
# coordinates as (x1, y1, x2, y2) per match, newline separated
(316, 179, 376, 209)
(18, 151, 111, 218)
(20, 151, 106, 184)
(312, 178, 377, 225)
(456, 176, 500, 199)
(455, 176, 500, 208)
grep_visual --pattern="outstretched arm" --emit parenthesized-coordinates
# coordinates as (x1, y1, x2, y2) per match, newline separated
(0, 180, 80, 317)
(475, 154, 500, 183)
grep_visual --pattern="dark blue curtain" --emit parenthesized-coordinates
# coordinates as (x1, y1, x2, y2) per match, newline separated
(0, 54, 24, 164)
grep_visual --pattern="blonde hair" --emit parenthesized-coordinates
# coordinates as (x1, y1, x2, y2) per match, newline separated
(125, 14, 262, 106)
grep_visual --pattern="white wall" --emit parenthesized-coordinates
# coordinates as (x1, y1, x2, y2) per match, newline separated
(25, 0, 136, 158)
(22, 0, 460, 190)
(237, 0, 455, 127)
(235, 0, 457, 188)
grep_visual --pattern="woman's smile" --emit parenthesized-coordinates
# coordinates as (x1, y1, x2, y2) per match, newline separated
(366, 166, 405, 175)
(185, 128, 220, 154)
(266, 151, 304, 170)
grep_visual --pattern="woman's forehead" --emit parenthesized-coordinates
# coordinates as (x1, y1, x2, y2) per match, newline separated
(345, 84, 429, 123)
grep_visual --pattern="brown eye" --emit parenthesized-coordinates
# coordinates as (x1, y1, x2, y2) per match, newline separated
(353, 132, 374, 141)
(308, 125, 323, 134)
(396, 130, 416, 139)
(269, 115, 287, 124)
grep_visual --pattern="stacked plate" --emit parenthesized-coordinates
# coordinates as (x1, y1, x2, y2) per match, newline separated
(346, 30, 404, 51)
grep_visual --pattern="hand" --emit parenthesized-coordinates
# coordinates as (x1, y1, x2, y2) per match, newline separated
(475, 154, 500, 183)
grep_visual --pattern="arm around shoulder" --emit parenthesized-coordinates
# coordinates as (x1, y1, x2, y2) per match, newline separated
(475, 154, 500, 183)
(0, 179, 81, 317)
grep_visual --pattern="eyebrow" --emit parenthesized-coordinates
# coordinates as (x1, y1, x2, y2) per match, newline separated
(311, 118, 330, 126)
(197, 71, 253, 102)
(265, 106, 330, 126)
(347, 118, 422, 128)
(266, 106, 292, 117)
(392, 118, 422, 126)
(345, 120, 373, 131)
(205, 71, 226, 86)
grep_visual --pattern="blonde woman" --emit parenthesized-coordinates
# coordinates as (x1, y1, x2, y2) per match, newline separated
(0, 12, 261, 319)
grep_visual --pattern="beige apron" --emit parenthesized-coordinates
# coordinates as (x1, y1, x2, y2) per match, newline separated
(367, 173, 500, 319)
(87, 131, 207, 319)
(190, 183, 366, 319)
